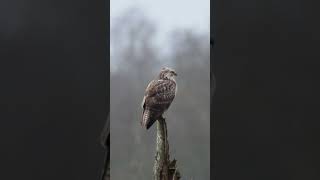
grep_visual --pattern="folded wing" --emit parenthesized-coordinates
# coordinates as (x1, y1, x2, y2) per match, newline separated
(141, 79, 176, 129)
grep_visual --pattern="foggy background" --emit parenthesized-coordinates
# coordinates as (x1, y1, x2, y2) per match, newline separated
(110, 5, 210, 180)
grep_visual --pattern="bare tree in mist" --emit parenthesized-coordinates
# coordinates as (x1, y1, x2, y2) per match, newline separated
(110, 8, 210, 180)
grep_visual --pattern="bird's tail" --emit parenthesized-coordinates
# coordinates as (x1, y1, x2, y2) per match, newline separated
(142, 108, 157, 130)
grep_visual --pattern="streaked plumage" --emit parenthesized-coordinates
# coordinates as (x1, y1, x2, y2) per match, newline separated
(141, 67, 177, 129)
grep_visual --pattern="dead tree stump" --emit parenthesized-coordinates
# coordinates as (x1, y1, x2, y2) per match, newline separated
(153, 118, 181, 180)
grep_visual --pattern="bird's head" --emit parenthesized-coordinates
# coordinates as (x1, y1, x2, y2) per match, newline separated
(159, 67, 177, 80)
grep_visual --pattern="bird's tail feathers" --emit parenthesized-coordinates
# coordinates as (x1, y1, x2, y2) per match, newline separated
(142, 109, 157, 130)
(146, 118, 157, 130)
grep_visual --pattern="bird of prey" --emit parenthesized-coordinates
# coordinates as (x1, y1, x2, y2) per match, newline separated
(141, 67, 178, 129)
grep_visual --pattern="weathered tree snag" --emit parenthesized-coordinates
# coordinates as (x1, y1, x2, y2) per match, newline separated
(153, 117, 181, 180)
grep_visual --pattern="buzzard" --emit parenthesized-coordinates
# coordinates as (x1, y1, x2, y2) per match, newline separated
(141, 67, 178, 129)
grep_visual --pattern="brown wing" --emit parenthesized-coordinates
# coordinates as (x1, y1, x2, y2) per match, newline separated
(141, 80, 157, 109)
(144, 79, 176, 111)
(141, 80, 158, 128)
(141, 79, 176, 129)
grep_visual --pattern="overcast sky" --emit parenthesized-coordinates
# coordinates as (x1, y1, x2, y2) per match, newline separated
(110, 0, 210, 71)
(111, 0, 210, 43)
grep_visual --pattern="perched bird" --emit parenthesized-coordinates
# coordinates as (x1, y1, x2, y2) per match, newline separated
(141, 67, 178, 129)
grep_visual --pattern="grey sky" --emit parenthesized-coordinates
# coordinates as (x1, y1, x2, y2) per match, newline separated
(111, 0, 210, 44)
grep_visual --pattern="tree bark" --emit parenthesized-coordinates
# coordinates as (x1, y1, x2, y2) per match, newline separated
(153, 118, 181, 180)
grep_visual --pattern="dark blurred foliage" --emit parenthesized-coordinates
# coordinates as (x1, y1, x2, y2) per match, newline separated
(110, 8, 210, 179)
(0, 0, 108, 179)
(213, 0, 320, 179)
